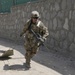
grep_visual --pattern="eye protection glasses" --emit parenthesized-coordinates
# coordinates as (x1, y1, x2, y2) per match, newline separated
(32, 17, 39, 19)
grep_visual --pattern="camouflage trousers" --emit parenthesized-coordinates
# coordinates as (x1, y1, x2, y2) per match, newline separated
(24, 43, 39, 65)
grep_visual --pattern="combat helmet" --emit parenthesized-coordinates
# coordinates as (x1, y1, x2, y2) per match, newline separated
(31, 11, 40, 18)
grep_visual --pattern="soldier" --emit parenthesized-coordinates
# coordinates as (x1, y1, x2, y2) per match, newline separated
(20, 11, 49, 68)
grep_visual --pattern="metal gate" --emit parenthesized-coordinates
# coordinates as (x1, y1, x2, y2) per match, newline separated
(0, 0, 37, 13)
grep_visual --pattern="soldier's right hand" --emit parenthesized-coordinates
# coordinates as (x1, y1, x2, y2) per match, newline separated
(39, 38, 44, 43)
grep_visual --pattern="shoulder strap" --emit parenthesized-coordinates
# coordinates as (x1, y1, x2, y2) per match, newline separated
(37, 21, 41, 27)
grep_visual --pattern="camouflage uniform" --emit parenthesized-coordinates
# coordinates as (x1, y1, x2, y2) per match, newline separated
(20, 11, 49, 68)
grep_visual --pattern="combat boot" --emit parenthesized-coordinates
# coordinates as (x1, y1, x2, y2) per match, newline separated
(25, 57, 31, 68)
(25, 62, 31, 68)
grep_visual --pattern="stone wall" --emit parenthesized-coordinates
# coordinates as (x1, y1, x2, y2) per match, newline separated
(0, 0, 75, 57)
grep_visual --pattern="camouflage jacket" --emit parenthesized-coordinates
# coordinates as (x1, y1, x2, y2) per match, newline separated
(20, 20, 49, 45)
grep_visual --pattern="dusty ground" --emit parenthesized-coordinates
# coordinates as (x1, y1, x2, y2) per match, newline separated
(0, 38, 75, 75)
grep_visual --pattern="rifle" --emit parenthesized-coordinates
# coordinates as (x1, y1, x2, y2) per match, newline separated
(28, 20, 45, 44)
(30, 28, 50, 50)
(28, 20, 50, 50)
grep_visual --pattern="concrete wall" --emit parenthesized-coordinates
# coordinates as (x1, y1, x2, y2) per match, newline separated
(0, 0, 75, 57)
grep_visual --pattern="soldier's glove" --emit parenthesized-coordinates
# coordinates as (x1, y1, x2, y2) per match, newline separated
(43, 37, 46, 41)
(38, 38, 45, 46)
(39, 38, 44, 42)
